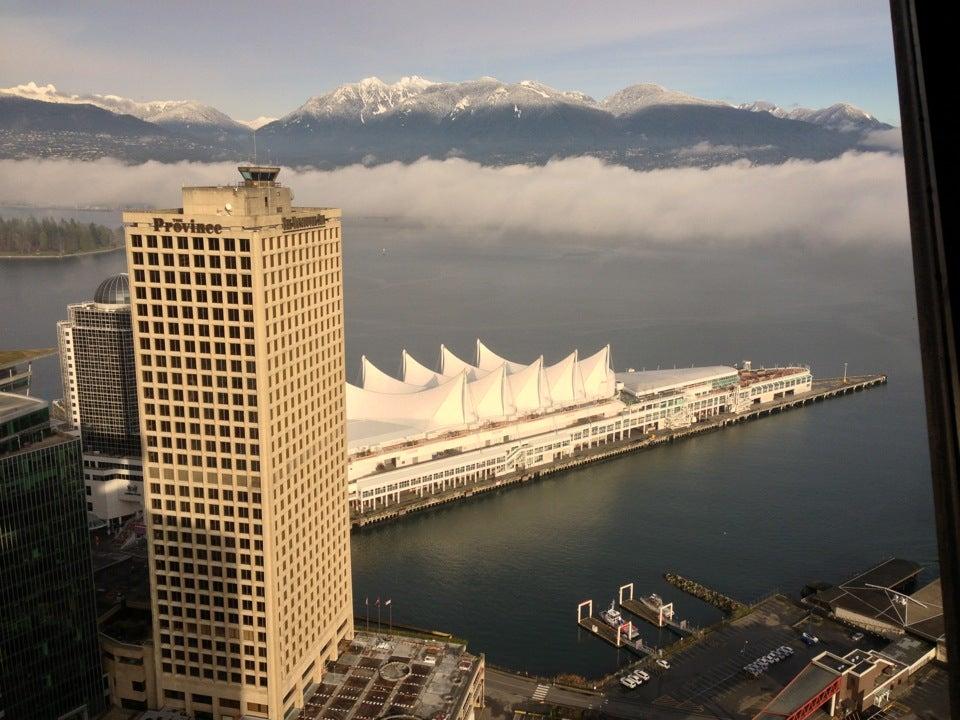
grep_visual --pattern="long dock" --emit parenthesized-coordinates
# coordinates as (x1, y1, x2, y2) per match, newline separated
(352, 374, 887, 528)
(576, 600, 657, 657)
(618, 584, 697, 637)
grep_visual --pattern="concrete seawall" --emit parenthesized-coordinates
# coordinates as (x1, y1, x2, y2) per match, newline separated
(351, 374, 887, 529)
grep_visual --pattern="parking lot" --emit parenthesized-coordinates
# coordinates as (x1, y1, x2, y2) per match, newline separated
(605, 595, 888, 720)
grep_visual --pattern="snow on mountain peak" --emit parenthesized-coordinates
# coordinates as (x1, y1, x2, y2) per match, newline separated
(0, 80, 244, 129)
(238, 116, 277, 130)
(739, 99, 882, 131)
(602, 83, 723, 115)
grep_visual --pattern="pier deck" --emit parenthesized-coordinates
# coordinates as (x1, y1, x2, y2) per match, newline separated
(352, 373, 887, 528)
(620, 598, 696, 637)
(577, 617, 655, 657)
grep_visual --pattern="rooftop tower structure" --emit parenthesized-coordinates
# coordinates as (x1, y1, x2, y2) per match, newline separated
(123, 167, 351, 719)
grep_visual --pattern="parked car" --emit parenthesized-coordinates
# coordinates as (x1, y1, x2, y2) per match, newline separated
(620, 676, 637, 689)
(851, 632, 865, 642)
(801, 632, 820, 646)
(656, 659, 671, 670)
(636, 670, 650, 681)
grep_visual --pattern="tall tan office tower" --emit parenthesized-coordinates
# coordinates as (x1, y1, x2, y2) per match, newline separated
(123, 167, 353, 720)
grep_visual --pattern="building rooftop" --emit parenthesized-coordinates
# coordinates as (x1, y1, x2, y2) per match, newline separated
(616, 366, 737, 398)
(905, 578, 945, 642)
(0, 391, 45, 424)
(100, 604, 153, 645)
(297, 631, 481, 720)
(755, 659, 840, 719)
(878, 634, 936, 666)
(806, 558, 925, 633)
(0, 347, 55, 370)
(93, 273, 130, 305)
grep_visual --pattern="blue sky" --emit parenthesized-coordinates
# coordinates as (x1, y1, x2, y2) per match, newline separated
(0, 1, 900, 123)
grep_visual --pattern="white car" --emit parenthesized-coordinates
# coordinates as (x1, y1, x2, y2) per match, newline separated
(656, 659, 671, 670)
(620, 676, 638, 689)
(635, 670, 650, 681)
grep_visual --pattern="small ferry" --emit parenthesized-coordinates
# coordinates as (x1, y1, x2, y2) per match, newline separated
(601, 600, 624, 627)
(640, 593, 674, 621)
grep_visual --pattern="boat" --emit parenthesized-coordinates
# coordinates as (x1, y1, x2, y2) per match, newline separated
(640, 593, 675, 621)
(601, 599, 624, 627)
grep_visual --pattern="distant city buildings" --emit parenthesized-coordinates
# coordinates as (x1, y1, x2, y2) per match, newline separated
(0, 392, 105, 720)
(58, 273, 143, 529)
(123, 166, 353, 719)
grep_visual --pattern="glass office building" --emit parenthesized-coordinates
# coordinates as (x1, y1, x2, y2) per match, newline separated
(0, 393, 105, 720)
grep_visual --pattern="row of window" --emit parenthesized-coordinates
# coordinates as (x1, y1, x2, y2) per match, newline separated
(131, 234, 250, 253)
(132, 251, 252, 270)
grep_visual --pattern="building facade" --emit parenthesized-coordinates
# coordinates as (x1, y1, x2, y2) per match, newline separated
(58, 274, 144, 529)
(0, 393, 105, 720)
(123, 166, 352, 720)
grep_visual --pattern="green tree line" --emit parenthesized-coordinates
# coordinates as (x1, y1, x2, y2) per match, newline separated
(0, 216, 123, 255)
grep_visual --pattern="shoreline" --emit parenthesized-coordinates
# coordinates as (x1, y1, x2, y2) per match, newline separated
(0, 245, 124, 261)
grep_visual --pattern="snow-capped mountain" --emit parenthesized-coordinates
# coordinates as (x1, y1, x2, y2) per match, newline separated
(0, 76, 894, 169)
(738, 101, 790, 118)
(281, 76, 436, 126)
(0, 82, 246, 135)
(602, 83, 725, 116)
(278, 76, 601, 127)
(739, 99, 887, 132)
(238, 116, 277, 130)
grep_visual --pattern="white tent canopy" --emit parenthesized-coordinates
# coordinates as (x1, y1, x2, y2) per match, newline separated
(349, 340, 616, 448)
(440, 344, 488, 381)
(401, 349, 445, 387)
(544, 350, 586, 407)
(477, 339, 528, 375)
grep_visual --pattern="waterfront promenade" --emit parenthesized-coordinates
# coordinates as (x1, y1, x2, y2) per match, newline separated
(351, 374, 887, 528)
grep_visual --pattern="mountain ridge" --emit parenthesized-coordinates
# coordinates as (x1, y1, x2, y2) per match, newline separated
(0, 77, 895, 170)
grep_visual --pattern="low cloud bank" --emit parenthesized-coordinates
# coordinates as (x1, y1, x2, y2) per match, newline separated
(0, 153, 909, 245)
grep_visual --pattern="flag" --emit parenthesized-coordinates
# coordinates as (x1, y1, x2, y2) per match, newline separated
(365, 597, 369, 606)
(385, 599, 392, 606)
(376, 597, 381, 607)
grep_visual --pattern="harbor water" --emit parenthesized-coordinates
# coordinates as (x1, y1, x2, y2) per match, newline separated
(0, 212, 935, 678)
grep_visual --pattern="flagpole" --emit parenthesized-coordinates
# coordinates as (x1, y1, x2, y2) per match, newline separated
(365, 597, 369, 631)
(386, 599, 393, 633)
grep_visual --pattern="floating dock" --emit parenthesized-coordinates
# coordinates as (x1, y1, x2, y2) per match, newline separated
(576, 600, 657, 657)
(618, 583, 697, 637)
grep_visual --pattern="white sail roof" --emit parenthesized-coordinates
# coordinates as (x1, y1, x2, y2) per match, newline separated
(349, 342, 617, 448)
(544, 350, 586, 406)
(578, 344, 616, 399)
(507, 356, 548, 414)
(476, 339, 528, 374)
(347, 373, 476, 438)
(468, 364, 515, 420)
(361, 355, 428, 394)
(440, 344, 489, 381)
(401, 349, 445, 386)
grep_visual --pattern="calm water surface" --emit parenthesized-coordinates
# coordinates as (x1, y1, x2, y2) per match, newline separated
(0, 212, 935, 677)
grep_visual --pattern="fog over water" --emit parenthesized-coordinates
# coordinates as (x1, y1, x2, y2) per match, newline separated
(0, 159, 935, 676)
